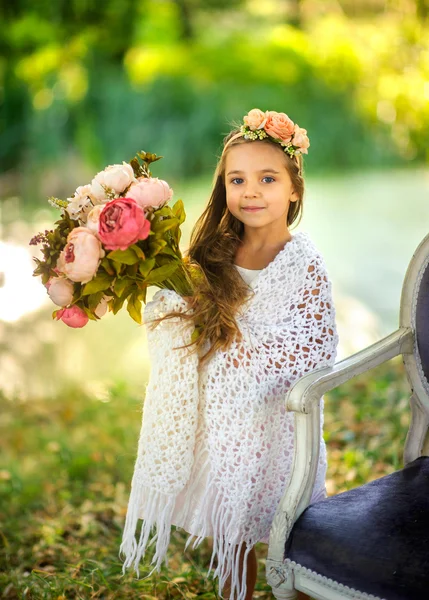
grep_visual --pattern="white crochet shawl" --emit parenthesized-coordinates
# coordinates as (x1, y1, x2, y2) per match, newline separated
(120, 230, 339, 600)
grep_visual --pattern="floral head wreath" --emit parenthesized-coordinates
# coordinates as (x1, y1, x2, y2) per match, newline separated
(222, 108, 310, 160)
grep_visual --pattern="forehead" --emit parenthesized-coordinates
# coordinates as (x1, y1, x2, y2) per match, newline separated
(225, 141, 286, 173)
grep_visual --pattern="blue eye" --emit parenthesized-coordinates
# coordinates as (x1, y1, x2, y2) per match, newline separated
(230, 176, 275, 184)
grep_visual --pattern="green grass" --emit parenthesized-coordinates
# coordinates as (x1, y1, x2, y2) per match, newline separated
(0, 356, 411, 598)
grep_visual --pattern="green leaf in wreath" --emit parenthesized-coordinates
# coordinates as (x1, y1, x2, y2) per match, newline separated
(82, 273, 114, 295)
(106, 247, 139, 265)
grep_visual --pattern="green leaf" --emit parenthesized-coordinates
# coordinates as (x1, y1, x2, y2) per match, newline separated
(106, 247, 139, 265)
(113, 277, 135, 298)
(191, 326, 201, 344)
(130, 244, 145, 259)
(153, 205, 173, 218)
(81, 306, 98, 321)
(145, 261, 180, 284)
(159, 245, 179, 257)
(149, 239, 167, 256)
(100, 258, 116, 276)
(111, 260, 123, 276)
(111, 294, 127, 315)
(125, 263, 139, 277)
(127, 292, 142, 324)
(138, 257, 156, 277)
(82, 273, 114, 295)
(151, 217, 180, 235)
(87, 290, 105, 310)
(172, 199, 186, 224)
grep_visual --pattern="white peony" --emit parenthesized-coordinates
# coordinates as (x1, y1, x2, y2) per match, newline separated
(91, 162, 136, 202)
(45, 276, 74, 307)
(66, 184, 96, 223)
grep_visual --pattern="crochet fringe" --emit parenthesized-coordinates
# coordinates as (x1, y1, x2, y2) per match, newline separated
(120, 471, 255, 600)
(119, 483, 176, 578)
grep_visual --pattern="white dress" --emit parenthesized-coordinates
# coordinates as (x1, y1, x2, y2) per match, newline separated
(171, 264, 271, 541)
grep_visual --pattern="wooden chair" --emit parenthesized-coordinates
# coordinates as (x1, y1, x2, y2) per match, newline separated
(266, 233, 429, 600)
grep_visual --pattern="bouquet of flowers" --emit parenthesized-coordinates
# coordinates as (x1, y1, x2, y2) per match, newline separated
(29, 151, 197, 329)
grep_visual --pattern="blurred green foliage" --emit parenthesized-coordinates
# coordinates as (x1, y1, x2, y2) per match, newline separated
(0, 356, 411, 597)
(1, 0, 428, 192)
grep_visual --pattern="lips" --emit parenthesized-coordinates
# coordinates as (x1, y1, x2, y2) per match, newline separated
(242, 206, 264, 211)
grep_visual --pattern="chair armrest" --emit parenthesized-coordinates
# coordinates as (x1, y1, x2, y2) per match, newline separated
(287, 327, 414, 414)
(266, 326, 415, 578)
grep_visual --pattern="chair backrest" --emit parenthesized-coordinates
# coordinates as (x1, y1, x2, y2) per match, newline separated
(400, 233, 429, 441)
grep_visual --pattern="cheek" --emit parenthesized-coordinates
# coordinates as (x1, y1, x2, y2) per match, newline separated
(226, 187, 240, 209)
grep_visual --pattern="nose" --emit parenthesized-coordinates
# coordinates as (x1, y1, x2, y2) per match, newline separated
(243, 183, 259, 198)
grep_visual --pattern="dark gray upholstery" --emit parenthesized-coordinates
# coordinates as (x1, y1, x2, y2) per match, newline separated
(416, 262, 429, 383)
(284, 456, 429, 600)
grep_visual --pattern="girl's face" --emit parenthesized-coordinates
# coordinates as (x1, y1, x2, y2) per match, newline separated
(224, 141, 298, 235)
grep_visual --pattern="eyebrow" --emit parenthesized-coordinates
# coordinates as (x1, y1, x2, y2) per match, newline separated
(226, 169, 281, 176)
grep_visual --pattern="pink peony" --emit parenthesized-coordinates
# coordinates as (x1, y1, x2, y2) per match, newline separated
(127, 177, 173, 210)
(292, 124, 310, 154)
(264, 111, 295, 143)
(46, 276, 74, 306)
(55, 305, 89, 328)
(98, 197, 151, 251)
(243, 108, 268, 130)
(57, 227, 105, 284)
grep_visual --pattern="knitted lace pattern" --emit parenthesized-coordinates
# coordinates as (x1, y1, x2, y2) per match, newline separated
(120, 231, 339, 600)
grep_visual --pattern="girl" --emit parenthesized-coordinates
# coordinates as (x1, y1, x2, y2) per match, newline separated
(120, 108, 339, 600)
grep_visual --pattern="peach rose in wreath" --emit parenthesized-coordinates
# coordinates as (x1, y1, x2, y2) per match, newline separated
(243, 108, 268, 130)
(264, 111, 295, 143)
(98, 197, 150, 251)
(292, 124, 310, 154)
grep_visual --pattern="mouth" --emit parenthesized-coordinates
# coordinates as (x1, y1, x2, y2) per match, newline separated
(242, 206, 265, 212)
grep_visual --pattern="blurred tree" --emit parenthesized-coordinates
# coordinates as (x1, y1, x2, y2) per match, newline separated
(288, 0, 303, 28)
(416, 0, 428, 20)
(0, 0, 428, 187)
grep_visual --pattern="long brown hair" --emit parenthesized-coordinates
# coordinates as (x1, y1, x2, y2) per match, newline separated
(147, 127, 305, 366)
